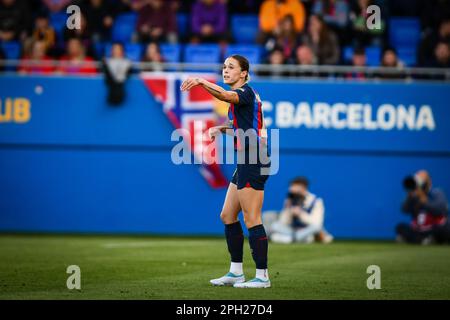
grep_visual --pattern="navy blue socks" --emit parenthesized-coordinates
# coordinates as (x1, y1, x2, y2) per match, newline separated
(225, 221, 244, 263)
(248, 224, 268, 270)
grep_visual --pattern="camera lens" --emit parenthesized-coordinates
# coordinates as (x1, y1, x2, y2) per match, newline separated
(403, 176, 417, 191)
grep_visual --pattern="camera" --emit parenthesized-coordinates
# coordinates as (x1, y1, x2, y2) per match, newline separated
(403, 174, 426, 191)
(287, 192, 305, 206)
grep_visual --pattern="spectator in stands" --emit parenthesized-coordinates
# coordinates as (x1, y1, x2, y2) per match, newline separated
(264, 15, 300, 63)
(349, 0, 385, 47)
(58, 37, 97, 74)
(141, 41, 165, 71)
(301, 14, 340, 65)
(345, 46, 366, 79)
(190, 0, 228, 43)
(263, 176, 333, 244)
(312, 0, 350, 45)
(381, 47, 402, 68)
(259, 46, 290, 77)
(63, 13, 94, 55)
(19, 40, 55, 74)
(295, 44, 320, 77)
(396, 170, 449, 245)
(295, 44, 318, 65)
(419, 19, 450, 67)
(82, 0, 115, 42)
(0, 0, 32, 42)
(132, 0, 177, 43)
(376, 47, 405, 79)
(103, 42, 132, 105)
(41, 0, 72, 13)
(27, 13, 56, 55)
(430, 42, 450, 68)
(312, 0, 349, 28)
(259, 0, 306, 42)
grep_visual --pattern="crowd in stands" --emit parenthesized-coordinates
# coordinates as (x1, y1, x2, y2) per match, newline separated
(0, 0, 449, 78)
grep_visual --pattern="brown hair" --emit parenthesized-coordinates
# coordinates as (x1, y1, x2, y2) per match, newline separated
(230, 54, 250, 81)
(290, 176, 309, 188)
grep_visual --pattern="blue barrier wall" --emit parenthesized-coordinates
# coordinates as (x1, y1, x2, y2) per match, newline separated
(1, 75, 449, 239)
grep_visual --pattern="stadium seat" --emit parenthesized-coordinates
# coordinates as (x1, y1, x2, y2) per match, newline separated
(389, 17, 421, 49)
(176, 13, 189, 39)
(112, 13, 137, 42)
(396, 46, 417, 67)
(50, 12, 67, 40)
(104, 43, 143, 62)
(1, 41, 21, 60)
(231, 15, 259, 44)
(93, 42, 107, 59)
(124, 43, 143, 62)
(184, 44, 221, 64)
(160, 44, 182, 63)
(0, 41, 21, 71)
(224, 44, 263, 65)
(366, 46, 382, 66)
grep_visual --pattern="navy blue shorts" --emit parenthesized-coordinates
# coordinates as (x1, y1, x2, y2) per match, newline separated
(231, 163, 270, 190)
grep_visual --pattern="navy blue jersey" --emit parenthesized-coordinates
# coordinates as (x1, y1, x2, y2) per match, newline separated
(227, 83, 268, 149)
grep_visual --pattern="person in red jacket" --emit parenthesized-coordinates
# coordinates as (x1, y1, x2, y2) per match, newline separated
(58, 38, 97, 75)
(19, 40, 55, 74)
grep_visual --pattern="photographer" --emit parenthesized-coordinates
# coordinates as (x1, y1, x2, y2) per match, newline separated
(396, 170, 449, 244)
(263, 177, 333, 244)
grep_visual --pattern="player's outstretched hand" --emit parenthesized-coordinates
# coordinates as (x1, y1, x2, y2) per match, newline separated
(208, 126, 222, 141)
(180, 77, 202, 91)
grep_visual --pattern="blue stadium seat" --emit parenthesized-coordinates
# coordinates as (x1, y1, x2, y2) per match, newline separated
(104, 43, 142, 62)
(396, 46, 417, 67)
(366, 46, 382, 66)
(343, 46, 353, 63)
(224, 44, 263, 65)
(124, 43, 143, 62)
(94, 42, 106, 59)
(50, 12, 67, 40)
(1, 41, 21, 60)
(176, 13, 189, 39)
(389, 17, 421, 49)
(0, 41, 21, 71)
(342, 46, 381, 66)
(231, 15, 259, 44)
(184, 44, 221, 64)
(112, 13, 137, 42)
(160, 43, 181, 63)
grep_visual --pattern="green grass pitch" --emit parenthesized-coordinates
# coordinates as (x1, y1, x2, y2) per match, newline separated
(0, 234, 449, 300)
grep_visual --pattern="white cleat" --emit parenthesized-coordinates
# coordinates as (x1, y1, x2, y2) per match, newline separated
(210, 272, 245, 286)
(233, 278, 271, 288)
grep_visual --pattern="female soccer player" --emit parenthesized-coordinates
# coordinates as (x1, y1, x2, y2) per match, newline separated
(180, 55, 271, 288)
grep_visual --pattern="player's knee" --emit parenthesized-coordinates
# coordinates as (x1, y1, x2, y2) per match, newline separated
(243, 215, 262, 229)
(220, 211, 234, 224)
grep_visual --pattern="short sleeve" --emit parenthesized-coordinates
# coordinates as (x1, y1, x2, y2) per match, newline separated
(233, 87, 254, 106)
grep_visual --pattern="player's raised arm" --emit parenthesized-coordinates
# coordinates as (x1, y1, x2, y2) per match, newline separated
(180, 77, 239, 104)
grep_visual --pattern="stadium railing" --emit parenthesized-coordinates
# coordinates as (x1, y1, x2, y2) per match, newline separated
(0, 59, 449, 81)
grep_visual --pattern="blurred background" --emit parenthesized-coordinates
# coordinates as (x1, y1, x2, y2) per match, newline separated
(0, 0, 449, 240)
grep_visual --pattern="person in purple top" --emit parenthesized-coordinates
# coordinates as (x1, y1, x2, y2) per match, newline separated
(191, 0, 228, 43)
(132, 0, 178, 43)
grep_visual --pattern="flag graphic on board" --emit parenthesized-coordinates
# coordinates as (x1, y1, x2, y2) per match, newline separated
(141, 72, 228, 189)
